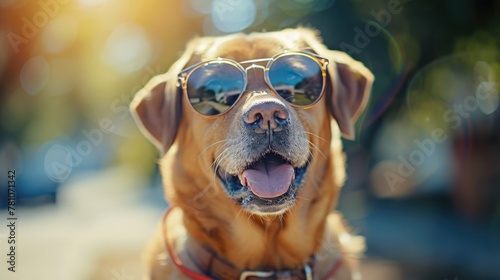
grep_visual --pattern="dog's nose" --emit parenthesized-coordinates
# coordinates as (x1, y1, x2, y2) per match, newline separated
(243, 99, 289, 131)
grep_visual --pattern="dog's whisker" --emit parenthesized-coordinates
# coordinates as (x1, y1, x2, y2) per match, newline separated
(213, 142, 229, 157)
(211, 146, 229, 169)
(304, 131, 329, 143)
(269, 214, 277, 225)
(282, 209, 292, 221)
(307, 140, 327, 159)
(197, 140, 227, 160)
(211, 149, 230, 173)
(209, 142, 229, 164)
(247, 213, 256, 227)
(296, 195, 310, 201)
(211, 150, 231, 186)
(235, 208, 244, 221)
(212, 149, 229, 172)
(305, 149, 319, 170)
(307, 150, 316, 163)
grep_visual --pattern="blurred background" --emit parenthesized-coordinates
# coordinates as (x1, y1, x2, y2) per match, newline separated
(0, 0, 499, 279)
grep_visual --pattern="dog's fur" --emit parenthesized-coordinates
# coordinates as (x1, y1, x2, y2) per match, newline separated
(130, 28, 373, 279)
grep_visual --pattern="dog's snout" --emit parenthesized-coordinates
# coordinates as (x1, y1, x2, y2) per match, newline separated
(243, 100, 289, 131)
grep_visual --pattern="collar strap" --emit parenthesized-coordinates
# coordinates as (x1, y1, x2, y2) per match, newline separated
(187, 239, 314, 280)
(162, 207, 342, 280)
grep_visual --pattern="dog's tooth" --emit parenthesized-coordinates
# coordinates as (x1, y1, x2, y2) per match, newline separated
(292, 172, 295, 181)
(238, 173, 247, 186)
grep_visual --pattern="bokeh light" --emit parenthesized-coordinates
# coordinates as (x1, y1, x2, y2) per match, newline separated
(211, 0, 257, 33)
(43, 142, 73, 183)
(42, 15, 78, 54)
(20, 56, 50, 95)
(102, 23, 152, 73)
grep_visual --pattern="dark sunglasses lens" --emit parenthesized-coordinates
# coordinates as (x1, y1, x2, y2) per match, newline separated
(268, 55, 324, 106)
(186, 62, 245, 116)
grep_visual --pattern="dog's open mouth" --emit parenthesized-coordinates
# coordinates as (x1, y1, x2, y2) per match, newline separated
(217, 152, 309, 214)
(239, 153, 295, 198)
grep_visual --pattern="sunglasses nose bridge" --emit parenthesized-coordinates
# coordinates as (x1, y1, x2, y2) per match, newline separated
(243, 64, 274, 95)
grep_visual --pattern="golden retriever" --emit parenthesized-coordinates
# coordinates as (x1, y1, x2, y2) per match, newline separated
(130, 27, 373, 280)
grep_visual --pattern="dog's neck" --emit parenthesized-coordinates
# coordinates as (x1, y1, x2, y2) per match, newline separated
(162, 205, 349, 279)
(175, 210, 342, 278)
(172, 160, 344, 272)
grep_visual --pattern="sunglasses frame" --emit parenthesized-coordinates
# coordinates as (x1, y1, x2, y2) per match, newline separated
(177, 50, 329, 119)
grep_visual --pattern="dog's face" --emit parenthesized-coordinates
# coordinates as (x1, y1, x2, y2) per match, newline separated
(131, 28, 373, 217)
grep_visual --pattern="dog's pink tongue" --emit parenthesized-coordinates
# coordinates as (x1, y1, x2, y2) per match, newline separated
(242, 160, 294, 198)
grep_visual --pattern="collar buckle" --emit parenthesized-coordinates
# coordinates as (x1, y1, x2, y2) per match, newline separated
(304, 264, 313, 280)
(240, 270, 274, 280)
(238, 264, 313, 280)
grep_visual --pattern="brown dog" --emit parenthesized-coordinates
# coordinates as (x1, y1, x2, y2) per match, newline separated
(130, 28, 373, 280)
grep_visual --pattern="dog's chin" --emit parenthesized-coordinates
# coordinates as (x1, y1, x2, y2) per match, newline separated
(216, 152, 309, 216)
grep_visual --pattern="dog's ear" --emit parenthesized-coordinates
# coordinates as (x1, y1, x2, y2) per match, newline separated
(130, 73, 179, 154)
(325, 51, 374, 139)
(130, 40, 200, 154)
(300, 29, 374, 139)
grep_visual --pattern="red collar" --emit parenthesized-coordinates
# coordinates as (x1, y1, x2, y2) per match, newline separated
(162, 207, 342, 280)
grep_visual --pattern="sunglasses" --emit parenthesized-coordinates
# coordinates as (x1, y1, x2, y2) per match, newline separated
(177, 51, 329, 118)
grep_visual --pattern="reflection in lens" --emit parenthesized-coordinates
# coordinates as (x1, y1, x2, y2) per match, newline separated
(187, 62, 245, 116)
(268, 55, 323, 106)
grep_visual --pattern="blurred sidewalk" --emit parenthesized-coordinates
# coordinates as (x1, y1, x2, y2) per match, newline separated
(0, 166, 165, 280)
